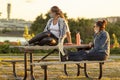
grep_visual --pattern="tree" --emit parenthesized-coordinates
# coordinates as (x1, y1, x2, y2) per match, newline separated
(30, 12, 120, 44)
(30, 14, 47, 34)
(68, 18, 94, 43)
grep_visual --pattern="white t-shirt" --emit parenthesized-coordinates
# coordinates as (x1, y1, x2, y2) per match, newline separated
(50, 22, 60, 38)
(50, 21, 70, 38)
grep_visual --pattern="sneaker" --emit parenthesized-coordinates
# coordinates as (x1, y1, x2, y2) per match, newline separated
(21, 41, 29, 46)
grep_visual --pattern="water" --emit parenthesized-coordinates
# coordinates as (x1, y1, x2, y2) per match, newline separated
(0, 36, 26, 42)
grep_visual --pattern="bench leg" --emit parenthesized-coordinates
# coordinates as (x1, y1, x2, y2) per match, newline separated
(76, 64, 80, 76)
(23, 52, 27, 80)
(41, 65, 48, 80)
(30, 53, 35, 80)
(64, 64, 68, 76)
(84, 63, 89, 78)
(38, 49, 57, 62)
(99, 63, 104, 79)
(64, 64, 81, 76)
(84, 63, 104, 79)
(12, 62, 17, 78)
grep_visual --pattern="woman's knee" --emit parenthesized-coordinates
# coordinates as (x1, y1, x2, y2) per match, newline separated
(39, 37, 58, 46)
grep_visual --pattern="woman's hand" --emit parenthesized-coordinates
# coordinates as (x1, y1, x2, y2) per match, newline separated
(89, 42, 93, 47)
(64, 43, 73, 45)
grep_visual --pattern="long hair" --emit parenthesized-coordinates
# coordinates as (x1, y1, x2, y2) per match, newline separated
(51, 6, 66, 20)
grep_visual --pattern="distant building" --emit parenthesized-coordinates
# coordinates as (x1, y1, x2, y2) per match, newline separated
(0, 19, 32, 31)
(94, 17, 120, 23)
(107, 17, 120, 23)
(0, 3, 32, 31)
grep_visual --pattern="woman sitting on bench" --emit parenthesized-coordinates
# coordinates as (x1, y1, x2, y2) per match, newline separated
(24, 6, 72, 46)
(68, 20, 110, 61)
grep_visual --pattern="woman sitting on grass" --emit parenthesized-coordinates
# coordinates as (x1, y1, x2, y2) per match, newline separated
(24, 6, 72, 46)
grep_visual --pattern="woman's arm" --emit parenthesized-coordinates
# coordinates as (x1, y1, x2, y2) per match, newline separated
(44, 19, 53, 32)
(89, 32, 108, 53)
(64, 20, 72, 44)
(66, 32, 72, 44)
(59, 18, 72, 44)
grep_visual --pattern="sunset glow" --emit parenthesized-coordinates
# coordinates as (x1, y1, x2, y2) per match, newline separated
(0, 0, 120, 21)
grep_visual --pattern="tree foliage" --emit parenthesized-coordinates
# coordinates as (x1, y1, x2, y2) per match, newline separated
(30, 13, 120, 44)
(30, 14, 47, 34)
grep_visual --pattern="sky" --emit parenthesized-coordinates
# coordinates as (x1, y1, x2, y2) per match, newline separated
(0, 0, 120, 21)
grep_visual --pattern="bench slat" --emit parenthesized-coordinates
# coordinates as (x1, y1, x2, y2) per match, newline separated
(1, 60, 24, 62)
(31, 60, 113, 66)
(10, 44, 90, 50)
(1, 59, 59, 63)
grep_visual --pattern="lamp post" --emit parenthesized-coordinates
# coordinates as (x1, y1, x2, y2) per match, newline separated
(7, 3, 11, 20)
(0, 12, 1, 18)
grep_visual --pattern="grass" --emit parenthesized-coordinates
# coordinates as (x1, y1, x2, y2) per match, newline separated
(0, 53, 120, 56)
(0, 52, 59, 56)
(113, 58, 120, 61)
(0, 56, 120, 80)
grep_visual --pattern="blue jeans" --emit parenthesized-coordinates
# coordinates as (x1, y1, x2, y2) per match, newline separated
(68, 50, 108, 61)
(84, 51, 108, 61)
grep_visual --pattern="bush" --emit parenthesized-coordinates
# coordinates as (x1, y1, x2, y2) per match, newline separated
(10, 47, 22, 53)
(110, 48, 120, 54)
(4, 40, 10, 43)
(0, 43, 21, 54)
(0, 43, 10, 53)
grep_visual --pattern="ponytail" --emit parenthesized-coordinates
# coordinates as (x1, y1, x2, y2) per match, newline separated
(96, 20, 107, 31)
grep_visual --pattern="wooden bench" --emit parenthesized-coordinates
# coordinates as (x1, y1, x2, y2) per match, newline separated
(31, 60, 112, 80)
(2, 59, 81, 79)
(9, 45, 111, 80)
(1, 58, 59, 78)
(2, 60, 24, 78)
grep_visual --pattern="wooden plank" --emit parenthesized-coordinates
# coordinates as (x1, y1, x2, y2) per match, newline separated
(25, 46, 58, 50)
(31, 60, 113, 66)
(1, 60, 24, 62)
(64, 44, 90, 49)
(1, 59, 59, 63)
(10, 44, 90, 50)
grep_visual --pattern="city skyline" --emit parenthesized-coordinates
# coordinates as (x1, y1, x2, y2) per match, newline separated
(0, 0, 120, 21)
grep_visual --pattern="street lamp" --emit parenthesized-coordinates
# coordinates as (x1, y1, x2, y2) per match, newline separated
(0, 12, 1, 19)
(7, 3, 11, 20)
(0, 12, 1, 16)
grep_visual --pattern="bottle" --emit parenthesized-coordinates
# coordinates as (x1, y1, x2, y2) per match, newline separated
(76, 32, 81, 45)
